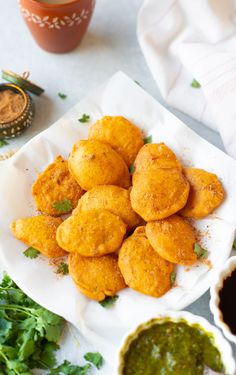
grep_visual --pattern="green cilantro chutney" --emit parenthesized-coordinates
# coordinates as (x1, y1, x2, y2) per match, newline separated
(122, 321, 224, 375)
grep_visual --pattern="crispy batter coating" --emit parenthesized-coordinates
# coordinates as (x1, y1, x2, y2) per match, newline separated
(32, 156, 84, 216)
(118, 228, 174, 297)
(134, 143, 182, 173)
(88, 116, 144, 166)
(56, 209, 126, 257)
(10, 215, 66, 258)
(179, 168, 225, 219)
(146, 215, 197, 266)
(73, 185, 140, 229)
(68, 140, 130, 191)
(130, 170, 190, 221)
(69, 252, 126, 301)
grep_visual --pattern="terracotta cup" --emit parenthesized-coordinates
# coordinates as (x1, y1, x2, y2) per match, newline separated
(18, 0, 95, 53)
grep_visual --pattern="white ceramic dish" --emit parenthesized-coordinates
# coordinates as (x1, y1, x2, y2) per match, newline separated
(210, 256, 236, 344)
(117, 310, 236, 375)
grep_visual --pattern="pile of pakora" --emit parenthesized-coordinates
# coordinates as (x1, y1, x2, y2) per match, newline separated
(10, 115, 225, 302)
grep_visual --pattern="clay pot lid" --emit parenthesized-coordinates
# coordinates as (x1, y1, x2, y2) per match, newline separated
(2, 70, 44, 96)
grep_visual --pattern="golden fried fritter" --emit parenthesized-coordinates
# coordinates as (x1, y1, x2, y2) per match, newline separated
(179, 168, 225, 219)
(69, 252, 126, 301)
(11, 215, 66, 258)
(130, 170, 190, 221)
(88, 116, 144, 166)
(146, 215, 197, 266)
(68, 140, 130, 191)
(32, 156, 84, 216)
(73, 185, 140, 229)
(118, 228, 174, 297)
(56, 209, 126, 257)
(134, 143, 182, 173)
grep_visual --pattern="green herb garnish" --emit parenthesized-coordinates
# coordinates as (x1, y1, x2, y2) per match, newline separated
(56, 262, 69, 275)
(99, 295, 119, 308)
(233, 239, 236, 249)
(143, 135, 152, 144)
(194, 243, 208, 259)
(0, 139, 8, 148)
(84, 352, 104, 369)
(170, 272, 176, 284)
(0, 273, 64, 373)
(58, 92, 67, 99)
(129, 164, 135, 174)
(52, 198, 72, 213)
(48, 360, 91, 374)
(23, 247, 40, 259)
(134, 80, 141, 86)
(191, 79, 201, 88)
(78, 114, 90, 123)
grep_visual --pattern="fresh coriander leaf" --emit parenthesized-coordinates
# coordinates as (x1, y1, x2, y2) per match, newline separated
(52, 198, 72, 213)
(58, 93, 67, 99)
(49, 360, 91, 374)
(0, 318, 12, 343)
(191, 79, 201, 88)
(143, 135, 152, 144)
(99, 295, 119, 308)
(233, 239, 236, 249)
(129, 164, 135, 174)
(84, 352, 104, 369)
(194, 243, 208, 259)
(23, 247, 40, 259)
(56, 262, 69, 276)
(78, 114, 90, 123)
(0, 139, 8, 148)
(170, 272, 176, 285)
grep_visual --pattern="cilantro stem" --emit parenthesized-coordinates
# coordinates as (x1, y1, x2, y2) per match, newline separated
(0, 304, 32, 316)
(0, 349, 20, 375)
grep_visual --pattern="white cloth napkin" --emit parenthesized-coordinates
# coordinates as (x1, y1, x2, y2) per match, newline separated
(138, 0, 236, 159)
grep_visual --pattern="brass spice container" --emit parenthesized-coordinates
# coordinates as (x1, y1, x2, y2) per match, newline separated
(0, 70, 44, 139)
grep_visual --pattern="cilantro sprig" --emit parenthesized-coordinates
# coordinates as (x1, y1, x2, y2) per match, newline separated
(84, 352, 104, 369)
(56, 262, 69, 276)
(58, 93, 67, 99)
(194, 243, 208, 259)
(52, 198, 72, 213)
(129, 164, 135, 174)
(0, 273, 64, 373)
(78, 114, 90, 123)
(24, 247, 40, 259)
(191, 79, 201, 88)
(0, 273, 102, 374)
(0, 139, 8, 148)
(143, 135, 152, 144)
(99, 295, 119, 308)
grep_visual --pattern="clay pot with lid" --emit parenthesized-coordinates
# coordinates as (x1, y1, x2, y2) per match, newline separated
(18, 0, 96, 53)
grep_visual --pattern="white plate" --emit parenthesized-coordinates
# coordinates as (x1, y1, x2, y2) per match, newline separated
(0, 72, 236, 372)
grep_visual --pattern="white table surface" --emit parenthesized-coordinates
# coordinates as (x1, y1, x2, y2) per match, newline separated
(0, 0, 235, 362)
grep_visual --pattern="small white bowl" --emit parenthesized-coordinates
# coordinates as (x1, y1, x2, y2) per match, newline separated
(117, 310, 236, 375)
(210, 255, 236, 344)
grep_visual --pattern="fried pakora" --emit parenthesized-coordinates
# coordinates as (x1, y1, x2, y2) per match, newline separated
(73, 185, 140, 229)
(146, 215, 197, 266)
(179, 168, 225, 219)
(32, 156, 84, 216)
(11, 215, 66, 258)
(88, 116, 144, 166)
(56, 209, 126, 256)
(118, 228, 174, 297)
(69, 252, 126, 301)
(130, 170, 190, 221)
(134, 143, 182, 173)
(68, 140, 130, 190)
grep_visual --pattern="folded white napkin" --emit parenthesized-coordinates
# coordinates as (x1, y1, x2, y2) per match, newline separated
(138, 0, 236, 158)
